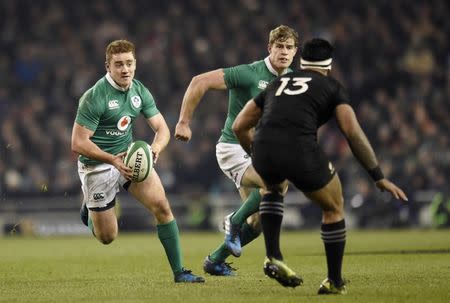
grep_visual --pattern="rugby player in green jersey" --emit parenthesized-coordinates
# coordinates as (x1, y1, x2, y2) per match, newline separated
(175, 26, 299, 276)
(71, 39, 204, 283)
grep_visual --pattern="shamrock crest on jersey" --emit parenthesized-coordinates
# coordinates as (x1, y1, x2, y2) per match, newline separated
(131, 95, 142, 109)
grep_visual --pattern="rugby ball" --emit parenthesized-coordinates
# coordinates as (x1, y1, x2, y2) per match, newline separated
(124, 140, 153, 182)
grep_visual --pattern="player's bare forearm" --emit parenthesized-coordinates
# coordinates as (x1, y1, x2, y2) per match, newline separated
(346, 129, 379, 171)
(176, 70, 226, 141)
(152, 128, 170, 151)
(335, 104, 379, 171)
(178, 70, 226, 123)
(178, 81, 204, 124)
(72, 137, 116, 164)
(150, 128, 169, 164)
(149, 118, 170, 152)
(175, 86, 200, 141)
(146, 114, 170, 163)
(175, 77, 209, 142)
(71, 123, 116, 164)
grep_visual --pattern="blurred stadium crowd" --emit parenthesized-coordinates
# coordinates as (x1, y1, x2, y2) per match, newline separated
(0, 0, 449, 227)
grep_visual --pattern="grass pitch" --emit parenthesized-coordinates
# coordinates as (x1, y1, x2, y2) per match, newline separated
(1, 229, 449, 303)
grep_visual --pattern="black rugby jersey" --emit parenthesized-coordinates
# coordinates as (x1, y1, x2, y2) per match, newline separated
(253, 70, 350, 144)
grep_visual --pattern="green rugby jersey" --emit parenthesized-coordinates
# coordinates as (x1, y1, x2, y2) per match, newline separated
(219, 57, 291, 144)
(75, 73, 159, 165)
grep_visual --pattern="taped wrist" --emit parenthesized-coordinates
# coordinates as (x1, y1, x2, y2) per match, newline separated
(368, 166, 384, 182)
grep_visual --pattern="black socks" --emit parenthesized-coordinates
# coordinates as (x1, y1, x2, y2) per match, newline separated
(260, 193, 284, 260)
(321, 219, 346, 286)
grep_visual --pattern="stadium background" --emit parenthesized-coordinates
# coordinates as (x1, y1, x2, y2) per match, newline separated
(0, 0, 449, 235)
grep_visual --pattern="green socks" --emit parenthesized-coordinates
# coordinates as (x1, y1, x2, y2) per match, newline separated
(157, 220, 183, 275)
(230, 189, 261, 225)
(210, 189, 262, 263)
(209, 243, 231, 263)
(240, 222, 261, 246)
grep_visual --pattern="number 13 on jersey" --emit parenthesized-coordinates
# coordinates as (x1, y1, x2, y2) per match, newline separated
(275, 77, 312, 96)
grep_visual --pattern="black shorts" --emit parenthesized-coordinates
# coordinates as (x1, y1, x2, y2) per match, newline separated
(252, 140, 335, 192)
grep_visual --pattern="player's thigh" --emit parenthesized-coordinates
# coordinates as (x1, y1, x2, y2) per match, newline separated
(90, 207, 118, 236)
(216, 142, 261, 189)
(238, 186, 252, 201)
(128, 169, 173, 222)
(303, 173, 344, 212)
(241, 164, 266, 188)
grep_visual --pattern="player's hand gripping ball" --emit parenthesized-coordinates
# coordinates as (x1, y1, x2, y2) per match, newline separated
(124, 141, 153, 182)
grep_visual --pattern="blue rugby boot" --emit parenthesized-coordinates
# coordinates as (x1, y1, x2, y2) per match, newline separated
(224, 213, 241, 257)
(174, 268, 205, 283)
(203, 255, 236, 276)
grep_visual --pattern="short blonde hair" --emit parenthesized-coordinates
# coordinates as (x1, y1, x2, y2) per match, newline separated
(269, 25, 299, 47)
(105, 39, 136, 64)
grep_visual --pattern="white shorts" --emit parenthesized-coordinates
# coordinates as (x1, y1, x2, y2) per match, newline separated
(216, 142, 252, 188)
(78, 161, 129, 209)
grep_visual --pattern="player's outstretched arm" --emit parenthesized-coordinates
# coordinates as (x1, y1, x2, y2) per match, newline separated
(147, 113, 170, 163)
(233, 99, 262, 155)
(175, 69, 227, 142)
(335, 104, 408, 201)
(335, 104, 379, 170)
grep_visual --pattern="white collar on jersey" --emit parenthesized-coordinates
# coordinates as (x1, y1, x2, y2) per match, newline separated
(264, 56, 289, 76)
(105, 73, 133, 91)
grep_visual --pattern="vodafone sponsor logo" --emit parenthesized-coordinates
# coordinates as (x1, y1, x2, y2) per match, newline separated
(105, 130, 126, 136)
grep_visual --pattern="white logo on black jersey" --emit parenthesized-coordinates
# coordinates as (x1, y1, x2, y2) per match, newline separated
(258, 80, 268, 89)
(329, 162, 335, 175)
(131, 95, 142, 108)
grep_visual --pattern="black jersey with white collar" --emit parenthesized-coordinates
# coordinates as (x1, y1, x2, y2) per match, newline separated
(253, 70, 350, 144)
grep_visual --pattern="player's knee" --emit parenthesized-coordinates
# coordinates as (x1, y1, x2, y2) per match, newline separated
(322, 195, 344, 219)
(99, 237, 114, 245)
(334, 195, 344, 212)
(322, 202, 343, 215)
(322, 209, 344, 223)
(322, 193, 343, 210)
(151, 198, 173, 221)
(96, 232, 117, 245)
